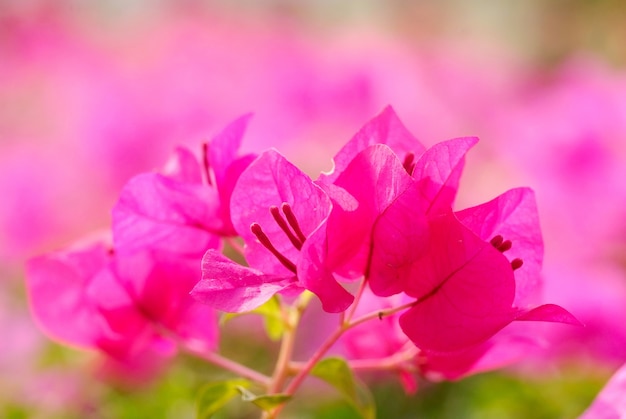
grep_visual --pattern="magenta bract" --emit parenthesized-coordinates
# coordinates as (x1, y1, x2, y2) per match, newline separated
(192, 249, 300, 312)
(26, 239, 218, 362)
(112, 115, 256, 256)
(318, 106, 425, 185)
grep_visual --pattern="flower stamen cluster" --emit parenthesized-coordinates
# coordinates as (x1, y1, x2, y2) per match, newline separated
(490, 234, 524, 270)
(250, 203, 308, 274)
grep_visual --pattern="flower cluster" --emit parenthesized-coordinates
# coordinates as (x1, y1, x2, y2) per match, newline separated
(26, 107, 580, 414)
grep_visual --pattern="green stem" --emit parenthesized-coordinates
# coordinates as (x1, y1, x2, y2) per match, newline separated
(348, 299, 417, 330)
(289, 345, 420, 373)
(281, 299, 418, 400)
(345, 277, 367, 323)
(262, 292, 313, 418)
(283, 325, 347, 396)
(267, 318, 297, 394)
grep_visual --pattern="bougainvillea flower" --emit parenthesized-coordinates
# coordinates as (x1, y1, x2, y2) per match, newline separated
(317, 113, 477, 293)
(192, 149, 354, 313)
(26, 238, 218, 363)
(320, 132, 477, 288)
(397, 210, 579, 353)
(325, 132, 578, 352)
(112, 115, 256, 255)
(107, 249, 219, 352)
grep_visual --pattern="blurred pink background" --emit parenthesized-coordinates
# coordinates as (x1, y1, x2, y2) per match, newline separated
(2, 0, 626, 414)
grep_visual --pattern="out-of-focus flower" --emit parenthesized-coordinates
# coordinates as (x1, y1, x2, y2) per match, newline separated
(396, 208, 577, 354)
(26, 237, 218, 377)
(488, 58, 626, 260)
(580, 361, 626, 419)
(327, 109, 580, 381)
(484, 57, 626, 366)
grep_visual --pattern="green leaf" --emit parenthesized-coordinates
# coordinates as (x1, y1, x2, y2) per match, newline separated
(236, 386, 292, 411)
(353, 379, 376, 419)
(253, 296, 285, 340)
(196, 379, 250, 418)
(219, 296, 285, 341)
(311, 357, 356, 399)
(311, 357, 376, 419)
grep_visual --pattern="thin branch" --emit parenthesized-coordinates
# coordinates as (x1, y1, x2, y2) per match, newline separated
(225, 236, 245, 257)
(344, 277, 367, 324)
(185, 343, 272, 387)
(348, 299, 417, 330)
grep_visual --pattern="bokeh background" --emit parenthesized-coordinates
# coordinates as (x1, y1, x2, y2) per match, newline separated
(2, 1, 626, 417)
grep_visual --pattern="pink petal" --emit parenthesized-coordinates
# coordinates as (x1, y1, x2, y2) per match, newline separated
(216, 153, 258, 236)
(413, 136, 478, 215)
(96, 341, 175, 386)
(86, 267, 157, 358)
(162, 147, 203, 184)
(515, 303, 582, 326)
(113, 250, 219, 350)
(324, 144, 417, 278)
(208, 114, 253, 192)
(319, 106, 425, 184)
(231, 149, 331, 275)
(191, 250, 299, 312)
(171, 300, 220, 352)
(422, 334, 541, 380)
(456, 187, 543, 307)
(113, 250, 191, 322)
(368, 138, 479, 296)
(112, 173, 222, 255)
(25, 242, 110, 349)
(298, 224, 354, 313)
(399, 212, 516, 352)
(367, 180, 429, 297)
(580, 362, 626, 419)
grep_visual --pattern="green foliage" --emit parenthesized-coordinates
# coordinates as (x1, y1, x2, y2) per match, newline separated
(195, 379, 291, 417)
(3, 405, 29, 419)
(251, 296, 286, 341)
(371, 365, 608, 419)
(311, 357, 375, 419)
(196, 379, 251, 418)
(236, 386, 292, 410)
